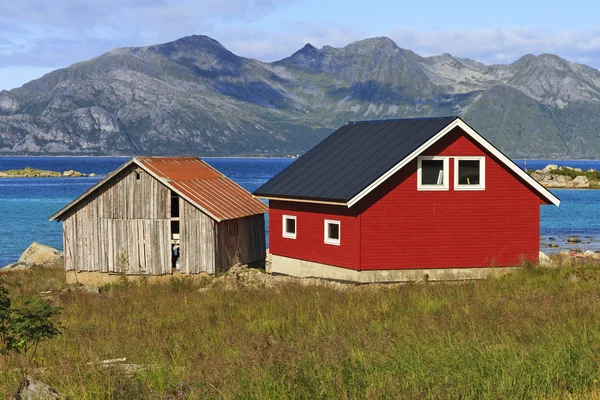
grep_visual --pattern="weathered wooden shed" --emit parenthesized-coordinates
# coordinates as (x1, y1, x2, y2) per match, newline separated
(50, 157, 267, 283)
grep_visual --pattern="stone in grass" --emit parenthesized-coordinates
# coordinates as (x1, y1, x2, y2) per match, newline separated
(2, 262, 30, 270)
(13, 377, 61, 399)
(583, 250, 600, 260)
(557, 251, 574, 266)
(539, 251, 554, 267)
(75, 285, 100, 294)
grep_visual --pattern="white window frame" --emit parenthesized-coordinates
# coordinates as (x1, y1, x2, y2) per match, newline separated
(454, 156, 486, 191)
(417, 156, 449, 191)
(282, 215, 297, 239)
(324, 219, 341, 246)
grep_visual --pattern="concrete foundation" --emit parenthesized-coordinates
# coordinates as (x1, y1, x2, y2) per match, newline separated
(66, 270, 211, 286)
(271, 255, 518, 283)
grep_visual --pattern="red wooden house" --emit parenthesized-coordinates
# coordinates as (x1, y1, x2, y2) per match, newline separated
(254, 117, 560, 282)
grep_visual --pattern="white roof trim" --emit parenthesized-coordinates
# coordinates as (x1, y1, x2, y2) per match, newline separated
(347, 118, 560, 207)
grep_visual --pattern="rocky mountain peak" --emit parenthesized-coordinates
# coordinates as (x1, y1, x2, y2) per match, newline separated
(344, 37, 399, 53)
(513, 54, 537, 64)
(503, 52, 600, 107)
(301, 43, 317, 52)
(424, 52, 465, 67)
(523, 53, 573, 72)
(148, 34, 235, 59)
(161, 34, 226, 49)
(289, 43, 319, 58)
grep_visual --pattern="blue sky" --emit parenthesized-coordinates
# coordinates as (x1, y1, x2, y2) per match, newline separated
(1, 0, 599, 91)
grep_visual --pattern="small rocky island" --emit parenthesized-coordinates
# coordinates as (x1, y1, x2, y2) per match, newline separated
(528, 165, 598, 189)
(0, 167, 94, 178)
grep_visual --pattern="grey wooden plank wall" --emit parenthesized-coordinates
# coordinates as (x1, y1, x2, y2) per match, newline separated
(179, 198, 216, 274)
(216, 214, 266, 270)
(62, 166, 171, 274)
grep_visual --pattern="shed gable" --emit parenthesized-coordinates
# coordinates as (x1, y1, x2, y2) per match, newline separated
(62, 164, 172, 274)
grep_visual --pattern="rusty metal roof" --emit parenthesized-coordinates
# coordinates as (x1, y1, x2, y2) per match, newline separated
(50, 157, 267, 222)
(137, 157, 267, 221)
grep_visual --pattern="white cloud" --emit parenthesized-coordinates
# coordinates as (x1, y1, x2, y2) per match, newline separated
(0, 0, 288, 30)
(214, 23, 365, 61)
(386, 27, 600, 68)
(2, 0, 600, 87)
(0, 0, 295, 68)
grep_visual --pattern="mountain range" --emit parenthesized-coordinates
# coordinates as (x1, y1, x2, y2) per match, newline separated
(1, 35, 600, 157)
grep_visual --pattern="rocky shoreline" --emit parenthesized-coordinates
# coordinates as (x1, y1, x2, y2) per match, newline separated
(0, 167, 94, 178)
(529, 164, 598, 189)
(541, 234, 600, 254)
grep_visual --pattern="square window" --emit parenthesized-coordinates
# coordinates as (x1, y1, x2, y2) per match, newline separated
(422, 160, 445, 185)
(417, 156, 449, 190)
(324, 220, 341, 245)
(458, 160, 480, 184)
(454, 157, 485, 190)
(282, 215, 296, 239)
(328, 223, 339, 240)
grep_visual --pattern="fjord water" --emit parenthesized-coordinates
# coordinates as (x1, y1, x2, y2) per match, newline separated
(0, 157, 599, 266)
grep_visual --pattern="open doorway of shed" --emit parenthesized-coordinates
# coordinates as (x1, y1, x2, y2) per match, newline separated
(171, 192, 180, 270)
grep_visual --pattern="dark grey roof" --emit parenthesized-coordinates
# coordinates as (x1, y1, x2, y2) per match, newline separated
(254, 116, 458, 202)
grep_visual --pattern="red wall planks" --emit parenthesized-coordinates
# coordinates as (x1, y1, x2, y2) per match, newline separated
(268, 201, 360, 270)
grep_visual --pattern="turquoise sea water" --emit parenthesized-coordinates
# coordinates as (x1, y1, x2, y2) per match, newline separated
(0, 157, 599, 266)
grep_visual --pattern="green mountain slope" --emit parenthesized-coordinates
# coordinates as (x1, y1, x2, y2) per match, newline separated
(1, 35, 600, 157)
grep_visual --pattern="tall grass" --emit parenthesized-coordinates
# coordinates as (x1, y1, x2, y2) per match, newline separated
(2, 264, 600, 398)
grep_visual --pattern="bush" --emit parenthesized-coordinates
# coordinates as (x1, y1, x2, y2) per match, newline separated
(0, 278, 61, 394)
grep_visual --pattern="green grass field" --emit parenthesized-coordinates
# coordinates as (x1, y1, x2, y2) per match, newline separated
(2, 262, 600, 399)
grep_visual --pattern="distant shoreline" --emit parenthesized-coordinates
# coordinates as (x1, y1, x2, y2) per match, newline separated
(0, 167, 91, 178)
(1, 155, 599, 161)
